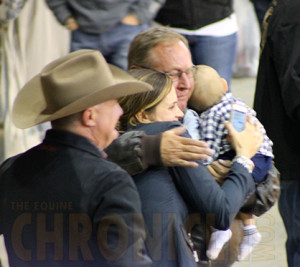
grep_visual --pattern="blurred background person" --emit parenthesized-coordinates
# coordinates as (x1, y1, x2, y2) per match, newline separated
(45, 0, 163, 70)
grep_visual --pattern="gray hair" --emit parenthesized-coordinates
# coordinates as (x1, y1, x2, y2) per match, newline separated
(128, 26, 189, 69)
(51, 111, 83, 130)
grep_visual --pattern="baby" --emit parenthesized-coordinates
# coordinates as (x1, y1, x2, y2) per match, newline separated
(184, 65, 274, 261)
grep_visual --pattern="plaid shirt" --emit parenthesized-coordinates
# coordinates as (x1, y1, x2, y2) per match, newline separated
(184, 92, 274, 165)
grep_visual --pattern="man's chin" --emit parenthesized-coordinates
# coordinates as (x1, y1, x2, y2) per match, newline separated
(113, 129, 120, 139)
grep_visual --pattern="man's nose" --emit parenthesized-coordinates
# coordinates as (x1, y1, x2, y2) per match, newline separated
(177, 73, 191, 87)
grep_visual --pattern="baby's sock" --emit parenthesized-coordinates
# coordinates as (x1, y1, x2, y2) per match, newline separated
(238, 225, 262, 261)
(206, 228, 232, 260)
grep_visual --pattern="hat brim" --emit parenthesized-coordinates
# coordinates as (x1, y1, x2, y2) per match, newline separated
(12, 65, 152, 129)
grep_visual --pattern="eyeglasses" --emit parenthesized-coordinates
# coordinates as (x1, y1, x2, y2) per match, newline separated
(133, 65, 197, 83)
(165, 65, 198, 82)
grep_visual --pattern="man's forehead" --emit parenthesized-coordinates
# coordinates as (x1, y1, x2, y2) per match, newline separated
(152, 42, 193, 72)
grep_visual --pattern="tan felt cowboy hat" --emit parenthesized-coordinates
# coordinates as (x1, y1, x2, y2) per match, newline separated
(12, 49, 152, 129)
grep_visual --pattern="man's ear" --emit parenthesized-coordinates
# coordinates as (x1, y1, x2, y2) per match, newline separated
(82, 107, 97, 126)
(221, 78, 229, 93)
(135, 110, 152, 123)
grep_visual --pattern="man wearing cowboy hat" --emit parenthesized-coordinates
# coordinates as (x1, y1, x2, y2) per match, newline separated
(0, 49, 153, 265)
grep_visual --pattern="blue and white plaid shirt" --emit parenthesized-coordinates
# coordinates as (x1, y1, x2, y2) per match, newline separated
(184, 92, 274, 165)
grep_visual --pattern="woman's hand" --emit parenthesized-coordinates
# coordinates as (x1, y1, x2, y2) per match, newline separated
(207, 159, 232, 184)
(224, 115, 263, 159)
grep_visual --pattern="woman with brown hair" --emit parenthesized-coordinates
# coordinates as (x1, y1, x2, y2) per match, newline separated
(119, 68, 262, 266)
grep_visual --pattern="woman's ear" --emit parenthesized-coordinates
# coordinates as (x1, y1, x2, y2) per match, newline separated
(135, 111, 152, 123)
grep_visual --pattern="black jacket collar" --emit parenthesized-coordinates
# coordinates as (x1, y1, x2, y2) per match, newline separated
(43, 129, 104, 158)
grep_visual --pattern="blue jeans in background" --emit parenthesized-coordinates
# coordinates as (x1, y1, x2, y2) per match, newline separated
(184, 32, 238, 88)
(71, 22, 148, 70)
(278, 179, 300, 267)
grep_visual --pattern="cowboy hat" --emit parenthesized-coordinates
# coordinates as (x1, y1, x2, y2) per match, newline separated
(12, 49, 152, 129)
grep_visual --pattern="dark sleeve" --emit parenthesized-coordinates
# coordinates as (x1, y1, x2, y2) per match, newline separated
(128, 0, 166, 25)
(251, 154, 272, 183)
(105, 131, 162, 176)
(45, 0, 72, 25)
(92, 170, 152, 266)
(169, 162, 255, 230)
(272, 7, 300, 121)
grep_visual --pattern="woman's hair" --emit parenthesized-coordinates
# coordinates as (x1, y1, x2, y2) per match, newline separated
(128, 26, 189, 69)
(119, 68, 172, 129)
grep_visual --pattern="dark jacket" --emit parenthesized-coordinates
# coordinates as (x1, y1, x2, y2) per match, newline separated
(155, 0, 233, 30)
(130, 121, 255, 266)
(0, 130, 151, 266)
(254, 0, 300, 180)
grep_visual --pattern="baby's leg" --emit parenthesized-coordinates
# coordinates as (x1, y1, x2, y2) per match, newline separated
(206, 227, 232, 260)
(238, 212, 262, 261)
